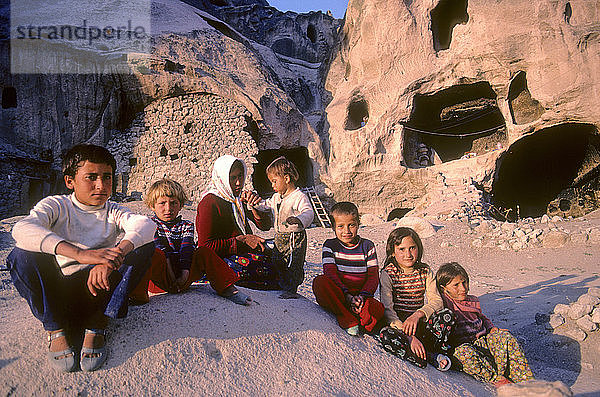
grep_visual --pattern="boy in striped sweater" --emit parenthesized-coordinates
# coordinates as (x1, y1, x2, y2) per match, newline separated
(312, 202, 384, 336)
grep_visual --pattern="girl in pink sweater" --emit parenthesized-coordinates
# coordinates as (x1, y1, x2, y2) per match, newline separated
(436, 262, 534, 388)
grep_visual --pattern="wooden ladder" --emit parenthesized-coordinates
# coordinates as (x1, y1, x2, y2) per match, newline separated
(302, 186, 331, 228)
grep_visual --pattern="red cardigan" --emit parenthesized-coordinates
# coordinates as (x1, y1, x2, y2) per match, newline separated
(196, 194, 271, 257)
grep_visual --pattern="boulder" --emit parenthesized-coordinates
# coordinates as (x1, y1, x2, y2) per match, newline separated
(565, 328, 587, 342)
(576, 316, 597, 332)
(393, 216, 437, 238)
(577, 294, 600, 307)
(548, 314, 565, 329)
(568, 303, 592, 320)
(553, 304, 570, 317)
(497, 380, 572, 397)
(542, 231, 570, 248)
(588, 287, 600, 298)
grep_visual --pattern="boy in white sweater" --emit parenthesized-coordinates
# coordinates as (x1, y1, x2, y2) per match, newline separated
(7, 144, 156, 372)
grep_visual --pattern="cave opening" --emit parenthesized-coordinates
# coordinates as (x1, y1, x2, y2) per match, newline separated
(490, 123, 600, 221)
(272, 38, 296, 58)
(2, 87, 17, 109)
(307, 24, 317, 43)
(252, 147, 314, 197)
(507, 71, 544, 125)
(344, 97, 369, 131)
(387, 208, 413, 221)
(402, 81, 506, 168)
(430, 0, 469, 51)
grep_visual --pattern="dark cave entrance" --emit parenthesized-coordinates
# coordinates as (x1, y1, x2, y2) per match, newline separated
(252, 147, 314, 196)
(490, 123, 600, 220)
(344, 97, 369, 130)
(2, 87, 17, 109)
(402, 81, 506, 168)
(307, 24, 317, 43)
(431, 0, 469, 51)
(387, 208, 413, 221)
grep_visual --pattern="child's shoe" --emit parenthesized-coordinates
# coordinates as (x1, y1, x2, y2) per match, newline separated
(345, 325, 360, 336)
(427, 352, 451, 371)
(80, 329, 107, 372)
(47, 330, 77, 373)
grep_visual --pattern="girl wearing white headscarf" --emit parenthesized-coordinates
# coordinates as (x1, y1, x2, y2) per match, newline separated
(196, 155, 278, 290)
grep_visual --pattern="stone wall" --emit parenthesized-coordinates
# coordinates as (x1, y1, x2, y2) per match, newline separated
(0, 155, 52, 218)
(107, 93, 259, 203)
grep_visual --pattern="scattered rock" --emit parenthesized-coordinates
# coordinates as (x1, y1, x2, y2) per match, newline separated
(577, 294, 600, 307)
(549, 313, 565, 329)
(440, 241, 451, 248)
(497, 379, 573, 397)
(471, 239, 483, 248)
(553, 304, 570, 317)
(542, 231, 570, 248)
(541, 214, 550, 223)
(501, 222, 516, 232)
(551, 216, 563, 223)
(393, 216, 436, 238)
(576, 316, 597, 332)
(565, 328, 587, 342)
(591, 308, 600, 324)
(568, 303, 592, 320)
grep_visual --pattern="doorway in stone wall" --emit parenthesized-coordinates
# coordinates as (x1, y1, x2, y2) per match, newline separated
(490, 123, 600, 221)
(402, 81, 507, 168)
(252, 147, 314, 197)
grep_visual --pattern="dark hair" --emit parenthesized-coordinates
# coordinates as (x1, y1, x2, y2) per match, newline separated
(330, 201, 360, 227)
(436, 262, 470, 294)
(62, 144, 116, 178)
(384, 227, 424, 266)
(266, 156, 299, 183)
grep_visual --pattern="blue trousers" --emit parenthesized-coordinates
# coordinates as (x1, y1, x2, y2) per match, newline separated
(7, 244, 154, 331)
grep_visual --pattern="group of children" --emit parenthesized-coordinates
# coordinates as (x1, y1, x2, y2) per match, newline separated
(7, 143, 534, 388)
(313, 201, 534, 388)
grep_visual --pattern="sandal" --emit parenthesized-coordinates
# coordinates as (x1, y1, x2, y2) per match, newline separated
(223, 290, 252, 306)
(80, 329, 107, 372)
(47, 330, 77, 373)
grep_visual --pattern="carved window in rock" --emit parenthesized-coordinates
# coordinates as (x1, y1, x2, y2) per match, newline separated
(307, 24, 317, 43)
(507, 71, 544, 125)
(344, 98, 369, 131)
(430, 0, 469, 51)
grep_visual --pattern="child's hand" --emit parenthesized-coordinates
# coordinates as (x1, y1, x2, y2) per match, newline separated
(176, 269, 190, 291)
(87, 264, 113, 296)
(165, 258, 178, 291)
(407, 334, 427, 360)
(285, 216, 303, 226)
(236, 234, 266, 251)
(240, 191, 262, 207)
(401, 311, 424, 336)
(76, 247, 124, 269)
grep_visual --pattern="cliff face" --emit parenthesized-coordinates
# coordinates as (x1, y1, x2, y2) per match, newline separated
(323, 0, 600, 219)
(1, 0, 599, 220)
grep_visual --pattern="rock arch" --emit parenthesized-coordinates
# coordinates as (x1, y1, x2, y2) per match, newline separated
(490, 123, 600, 220)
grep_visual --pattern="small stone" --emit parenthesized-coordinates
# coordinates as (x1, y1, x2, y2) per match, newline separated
(554, 304, 570, 316)
(551, 215, 563, 222)
(591, 308, 600, 323)
(568, 303, 593, 320)
(577, 315, 597, 332)
(549, 313, 565, 329)
(565, 328, 587, 342)
(501, 221, 516, 232)
(440, 241, 451, 248)
(541, 214, 550, 223)
(542, 230, 570, 248)
(471, 239, 483, 248)
(577, 294, 600, 306)
(588, 287, 600, 298)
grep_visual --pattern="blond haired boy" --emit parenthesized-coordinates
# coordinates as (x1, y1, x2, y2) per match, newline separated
(130, 178, 251, 305)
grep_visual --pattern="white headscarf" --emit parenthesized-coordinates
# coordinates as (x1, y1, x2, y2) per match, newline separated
(201, 155, 248, 235)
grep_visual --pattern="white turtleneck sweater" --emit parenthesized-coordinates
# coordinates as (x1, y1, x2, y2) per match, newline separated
(12, 193, 156, 275)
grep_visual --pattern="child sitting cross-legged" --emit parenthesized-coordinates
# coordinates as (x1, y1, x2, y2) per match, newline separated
(379, 227, 453, 370)
(7, 144, 156, 372)
(436, 262, 534, 388)
(130, 178, 251, 306)
(312, 202, 384, 336)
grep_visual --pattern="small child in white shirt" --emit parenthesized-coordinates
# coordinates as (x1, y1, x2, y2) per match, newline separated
(260, 156, 314, 298)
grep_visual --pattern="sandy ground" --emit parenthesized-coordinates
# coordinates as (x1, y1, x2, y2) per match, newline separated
(0, 203, 599, 396)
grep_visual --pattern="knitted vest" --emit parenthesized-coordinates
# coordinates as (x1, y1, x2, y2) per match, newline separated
(383, 262, 429, 321)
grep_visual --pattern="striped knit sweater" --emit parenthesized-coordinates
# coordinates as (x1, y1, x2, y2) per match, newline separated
(383, 262, 428, 319)
(321, 237, 379, 296)
(152, 215, 195, 272)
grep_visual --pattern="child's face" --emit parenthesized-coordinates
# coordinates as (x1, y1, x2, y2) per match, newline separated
(443, 275, 469, 301)
(268, 172, 291, 195)
(152, 195, 183, 222)
(64, 161, 113, 206)
(393, 235, 418, 270)
(333, 212, 359, 246)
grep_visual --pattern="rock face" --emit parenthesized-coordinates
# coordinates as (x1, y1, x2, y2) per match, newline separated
(1, 0, 600, 221)
(323, 0, 600, 219)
